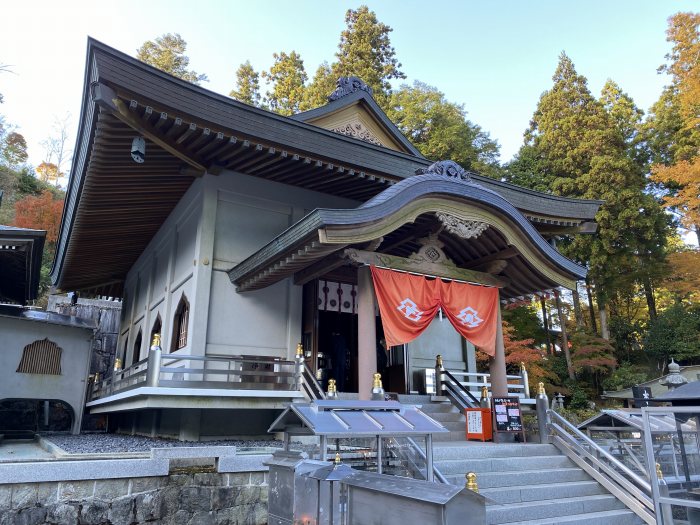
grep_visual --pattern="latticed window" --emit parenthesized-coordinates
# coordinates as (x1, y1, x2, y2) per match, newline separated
(16, 339, 62, 375)
(172, 295, 189, 351)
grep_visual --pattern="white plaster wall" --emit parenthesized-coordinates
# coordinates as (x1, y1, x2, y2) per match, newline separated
(0, 317, 93, 433)
(117, 170, 358, 365)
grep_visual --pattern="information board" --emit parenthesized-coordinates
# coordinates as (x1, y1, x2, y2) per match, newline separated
(492, 397, 523, 433)
(467, 410, 483, 434)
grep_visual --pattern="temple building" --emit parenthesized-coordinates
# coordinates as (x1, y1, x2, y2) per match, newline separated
(51, 39, 600, 439)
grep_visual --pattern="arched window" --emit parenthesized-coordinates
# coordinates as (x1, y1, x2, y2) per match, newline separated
(172, 295, 190, 352)
(121, 333, 129, 368)
(150, 315, 162, 347)
(131, 330, 142, 366)
(16, 339, 62, 375)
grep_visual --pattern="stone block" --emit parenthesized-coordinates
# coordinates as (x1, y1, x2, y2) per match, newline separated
(94, 479, 129, 500)
(188, 510, 215, 525)
(0, 486, 11, 509)
(167, 474, 193, 487)
(227, 473, 250, 487)
(130, 476, 163, 494)
(234, 486, 261, 507)
(211, 487, 239, 509)
(249, 473, 265, 486)
(158, 486, 181, 517)
(46, 503, 78, 524)
(13, 506, 48, 525)
(80, 499, 109, 524)
(59, 480, 94, 501)
(37, 483, 58, 505)
(107, 496, 135, 525)
(134, 491, 162, 522)
(180, 487, 212, 513)
(193, 473, 221, 487)
(11, 484, 38, 509)
(162, 509, 192, 525)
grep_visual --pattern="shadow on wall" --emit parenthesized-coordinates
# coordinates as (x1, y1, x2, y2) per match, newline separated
(0, 398, 74, 433)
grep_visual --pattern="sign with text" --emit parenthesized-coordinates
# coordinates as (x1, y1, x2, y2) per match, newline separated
(465, 407, 492, 442)
(492, 397, 524, 433)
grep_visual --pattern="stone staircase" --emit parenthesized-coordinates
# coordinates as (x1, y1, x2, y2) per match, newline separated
(416, 399, 644, 525)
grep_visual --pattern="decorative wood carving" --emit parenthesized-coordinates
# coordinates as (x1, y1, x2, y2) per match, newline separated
(436, 211, 490, 239)
(415, 160, 474, 183)
(343, 248, 506, 288)
(328, 76, 373, 101)
(409, 233, 455, 267)
(331, 121, 384, 146)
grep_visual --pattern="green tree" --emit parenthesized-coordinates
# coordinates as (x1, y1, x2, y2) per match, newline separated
(644, 303, 700, 365)
(333, 5, 405, 106)
(262, 51, 307, 116)
(386, 81, 500, 176)
(600, 79, 646, 167)
(136, 33, 207, 84)
(301, 62, 337, 111)
(230, 61, 261, 107)
(503, 144, 552, 192)
(1, 131, 28, 167)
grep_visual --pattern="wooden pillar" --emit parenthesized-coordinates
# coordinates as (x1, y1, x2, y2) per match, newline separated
(489, 302, 508, 397)
(357, 266, 377, 400)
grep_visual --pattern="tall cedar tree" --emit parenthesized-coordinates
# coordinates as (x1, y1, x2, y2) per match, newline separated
(651, 13, 700, 243)
(262, 51, 307, 116)
(230, 61, 262, 107)
(527, 53, 664, 330)
(386, 82, 500, 177)
(137, 33, 207, 85)
(333, 6, 405, 107)
(301, 62, 336, 111)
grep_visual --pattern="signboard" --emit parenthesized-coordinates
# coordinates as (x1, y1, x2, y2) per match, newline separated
(465, 408, 492, 442)
(492, 397, 524, 434)
(632, 386, 653, 408)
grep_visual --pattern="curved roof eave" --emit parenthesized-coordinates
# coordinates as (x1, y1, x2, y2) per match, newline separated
(228, 174, 587, 290)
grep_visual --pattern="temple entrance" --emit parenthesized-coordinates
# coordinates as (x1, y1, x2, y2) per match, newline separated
(302, 278, 407, 395)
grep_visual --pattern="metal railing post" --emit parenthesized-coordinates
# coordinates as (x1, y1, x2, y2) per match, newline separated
(435, 355, 444, 396)
(426, 434, 434, 482)
(294, 343, 304, 391)
(146, 334, 162, 388)
(536, 382, 550, 444)
(520, 362, 530, 399)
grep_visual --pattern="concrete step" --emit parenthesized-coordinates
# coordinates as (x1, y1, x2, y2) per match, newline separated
(433, 430, 467, 442)
(432, 443, 558, 460)
(426, 411, 465, 423)
(440, 421, 467, 431)
(486, 494, 625, 524)
(497, 508, 643, 525)
(447, 467, 591, 489)
(436, 454, 574, 474)
(480, 480, 606, 504)
(416, 402, 460, 414)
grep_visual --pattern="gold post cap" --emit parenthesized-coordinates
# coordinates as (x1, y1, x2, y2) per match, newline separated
(328, 379, 337, 393)
(296, 343, 304, 357)
(335, 452, 341, 465)
(481, 386, 489, 398)
(373, 373, 383, 389)
(466, 472, 479, 493)
(114, 357, 122, 370)
(538, 382, 546, 395)
(151, 333, 161, 348)
(656, 463, 663, 480)
(520, 361, 526, 371)
(436, 354, 443, 368)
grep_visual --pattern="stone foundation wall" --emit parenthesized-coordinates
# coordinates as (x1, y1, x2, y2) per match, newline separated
(0, 469, 268, 525)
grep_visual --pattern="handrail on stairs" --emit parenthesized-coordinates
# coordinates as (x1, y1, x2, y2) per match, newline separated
(547, 409, 656, 525)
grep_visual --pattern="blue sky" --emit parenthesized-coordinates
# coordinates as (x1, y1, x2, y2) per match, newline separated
(0, 0, 697, 168)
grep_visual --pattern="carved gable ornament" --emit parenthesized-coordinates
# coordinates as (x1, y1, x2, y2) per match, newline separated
(436, 212, 490, 240)
(408, 233, 456, 267)
(328, 76, 374, 101)
(331, 120, 384, 146)
(415, 160, 475, 183)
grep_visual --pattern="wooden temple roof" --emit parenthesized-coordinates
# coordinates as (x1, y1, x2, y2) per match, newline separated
(0, 225, 46, 304)
(51, 39, 602, 297)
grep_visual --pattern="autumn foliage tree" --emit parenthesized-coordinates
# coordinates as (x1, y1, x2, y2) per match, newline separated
(13, 190, 63, 243)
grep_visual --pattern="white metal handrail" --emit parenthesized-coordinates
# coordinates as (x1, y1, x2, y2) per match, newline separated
(548, 409, 655, 524)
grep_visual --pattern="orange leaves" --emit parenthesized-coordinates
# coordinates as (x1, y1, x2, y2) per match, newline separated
(13, 190, 64, 243)
(663, 250, 700, 301)
(651, 159, 700, 233)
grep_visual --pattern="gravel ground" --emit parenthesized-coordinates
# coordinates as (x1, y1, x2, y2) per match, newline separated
(40, 433, 287, 454)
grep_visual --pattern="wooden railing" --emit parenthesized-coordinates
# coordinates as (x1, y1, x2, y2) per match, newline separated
(90, 351, 301, 401)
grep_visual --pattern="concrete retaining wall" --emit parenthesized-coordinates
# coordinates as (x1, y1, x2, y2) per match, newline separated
(0, 447, 270, 524)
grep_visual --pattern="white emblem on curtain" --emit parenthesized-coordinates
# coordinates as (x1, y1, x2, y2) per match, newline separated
(457, 306, 483, 328)
(397, 298, 424, 322)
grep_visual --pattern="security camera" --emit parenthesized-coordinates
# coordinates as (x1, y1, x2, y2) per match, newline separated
(131, 136, 145, 163)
